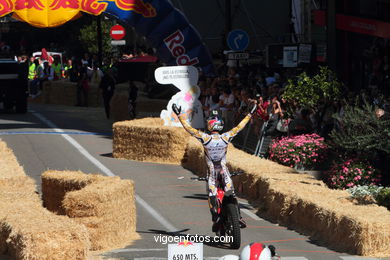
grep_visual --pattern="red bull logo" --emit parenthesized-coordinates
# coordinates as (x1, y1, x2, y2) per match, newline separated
(178, 240, 193, 247)
(164, 30, 199, 66)
(113, 0, 156, 17)
(0, 0, 154, 27)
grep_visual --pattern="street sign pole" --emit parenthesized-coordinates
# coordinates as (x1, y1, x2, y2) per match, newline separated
(223, 0, 232, 50)
(97, 15, 102, 68)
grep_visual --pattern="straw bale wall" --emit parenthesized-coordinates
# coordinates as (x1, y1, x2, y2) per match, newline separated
(30, 81, 102, 107)
(114, 117, 390, 256)
(113, 118, 190, 164)
(0, 140, 90, 260)
(41, 170, 138, 251)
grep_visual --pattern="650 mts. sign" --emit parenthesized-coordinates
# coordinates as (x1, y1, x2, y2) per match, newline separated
(168, 241, 203, 260)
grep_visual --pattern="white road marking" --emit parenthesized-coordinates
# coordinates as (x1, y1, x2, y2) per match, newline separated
(280, 257, 309, 260)
(134, 258, 167, 260)
(134, 258, 222, 260)
(238, 200, 264, 221)
(339, 257, 381, 260)
(240, 208, 263, 221)
(32, 111, 178, 233)
(108, 248, 166, 253)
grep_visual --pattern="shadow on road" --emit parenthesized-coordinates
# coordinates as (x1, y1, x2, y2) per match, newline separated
(182, 194, 208, 201)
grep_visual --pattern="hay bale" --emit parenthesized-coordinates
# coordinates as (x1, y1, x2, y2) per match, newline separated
(29, 81, 103, 107)
(1, 206, 90, 260)
(181, 140, 390, 256)
(110, 118, 390, 256)
(0, 141, 26, 178)
(227, 146, 390, 256)
(42, 170, 138, 251)
(181, 138, 208, 177)
(42, 171, 97, 214)
(0, 140, 91, 260)
(113, 117, 190, 164)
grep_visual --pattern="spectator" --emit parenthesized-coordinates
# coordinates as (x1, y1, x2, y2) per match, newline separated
(64, 59, 74, 80)
(265, 70, 276, 86)
(252, 94, 270, 137)
(90, 64, 104, 86)
(28, 56, 37, 96)
(238, 89, 251, 120)
(76, 63, 89, 107)
(219, 87, 235, 130)
(203, 86, 220, 117)
(263, 95, 284, 137)
(81, 53, 91, 67)
(51, 58, 62, 81)
(288, 108, 313, 135)
(99, 68, 116, 118)
(128, 81, 139, 119)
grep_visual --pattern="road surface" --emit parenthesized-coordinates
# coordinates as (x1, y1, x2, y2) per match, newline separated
(0, 103, 386, 260)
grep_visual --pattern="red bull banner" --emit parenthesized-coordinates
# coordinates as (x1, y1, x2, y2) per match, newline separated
(0, 0, 154, 27)
(0, 0, 215, 76)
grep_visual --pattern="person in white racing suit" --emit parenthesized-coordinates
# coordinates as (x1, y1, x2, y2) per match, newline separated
(172, 102, 257, 231)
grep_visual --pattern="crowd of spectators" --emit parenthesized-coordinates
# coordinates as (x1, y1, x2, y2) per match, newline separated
(18, 37, 389, 155)
(23, 52, 133, 118)
(196, 54, 389, 151)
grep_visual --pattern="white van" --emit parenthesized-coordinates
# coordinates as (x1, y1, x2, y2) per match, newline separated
(32, 51, 63, 66)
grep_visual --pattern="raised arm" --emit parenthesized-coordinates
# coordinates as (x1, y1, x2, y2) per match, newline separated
(172, 104, 209, 143)
(224, 102, 257, 140)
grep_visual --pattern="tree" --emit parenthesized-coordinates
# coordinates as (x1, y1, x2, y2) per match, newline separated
(330, 100, 390, 157)
(78, 18, 113, 57)
(282, 66, 342, 109)
(330, 99, 390, 185)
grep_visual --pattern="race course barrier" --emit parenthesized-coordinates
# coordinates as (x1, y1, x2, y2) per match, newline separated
(0, 140, 90, 260)
(113, 117, 390, 257)
(113, 117, 189, 164)
(42, 170, 138, 251)
(30, 81, 102, 107)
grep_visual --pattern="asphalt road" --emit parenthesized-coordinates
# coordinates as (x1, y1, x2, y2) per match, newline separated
(0, 103, 386, 260)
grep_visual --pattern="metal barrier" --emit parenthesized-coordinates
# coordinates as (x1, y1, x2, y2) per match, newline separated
(232, 121, 272, 158)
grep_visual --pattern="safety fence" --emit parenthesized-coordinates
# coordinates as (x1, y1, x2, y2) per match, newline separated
(232, 122, 272, 158)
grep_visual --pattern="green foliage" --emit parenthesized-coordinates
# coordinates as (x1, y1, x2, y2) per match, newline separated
(330, 99, 390, 157)
(282, 66, 342, 109)
(79, 19, 113, 56)
(348, 185, 383, 203)
(375, 187, 390, 210)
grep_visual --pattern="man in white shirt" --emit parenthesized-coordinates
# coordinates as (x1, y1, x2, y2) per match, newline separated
(219, 88, 235, 130)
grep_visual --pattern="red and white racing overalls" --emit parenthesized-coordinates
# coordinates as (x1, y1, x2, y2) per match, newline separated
(177, 113, 252, 197)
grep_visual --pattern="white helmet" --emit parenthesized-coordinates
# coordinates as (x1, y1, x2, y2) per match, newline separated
(219, 255, 239, 260)
(240, 243, 273, 260)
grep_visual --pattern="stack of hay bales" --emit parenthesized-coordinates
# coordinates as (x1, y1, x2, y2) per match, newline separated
(0, 140, 90, 260)
(182, 137, 208, 177)
(113, 117, 390, 256)
(113, 117, 190, 164)
(183, 139, 390, 256)
(30, 81, 102, 107)
(42, 170, 138, 251)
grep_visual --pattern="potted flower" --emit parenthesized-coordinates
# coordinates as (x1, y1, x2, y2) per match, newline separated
(268, 133, 328, 170)
(324, 158, 382, 190)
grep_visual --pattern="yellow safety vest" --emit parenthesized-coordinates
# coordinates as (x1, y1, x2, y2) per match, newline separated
(28, 63, 36, 80)
(52, 63, 62, 78)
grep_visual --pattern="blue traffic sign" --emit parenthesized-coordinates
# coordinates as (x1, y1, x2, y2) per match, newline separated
(227, 29, 249, 51)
